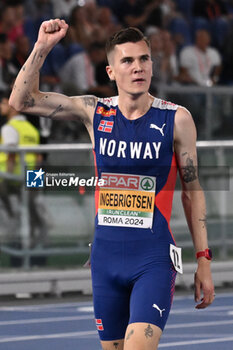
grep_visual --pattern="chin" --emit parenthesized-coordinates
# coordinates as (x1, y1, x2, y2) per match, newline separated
(131, 87, 148, 95)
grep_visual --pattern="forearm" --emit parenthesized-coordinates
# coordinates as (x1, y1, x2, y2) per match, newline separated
(183, 189, 215, 308)
(9, 19, 69, 114)
(9, 43, 50, 111)
(182, 188, 209, 253)
(175, 107, 214, 307)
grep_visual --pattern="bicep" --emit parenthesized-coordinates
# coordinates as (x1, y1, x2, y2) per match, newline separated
(174, 108, 201, 191)
(21, 91, 97, 124)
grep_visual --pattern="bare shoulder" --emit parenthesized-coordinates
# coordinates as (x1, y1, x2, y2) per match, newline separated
(70, 95, 98, 123)
(174, 106, 195, 131)
(174, 106, 197, 146)
(72, 95, 98, 109)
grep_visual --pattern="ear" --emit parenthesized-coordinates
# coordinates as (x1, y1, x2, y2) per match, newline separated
(106, 65, 115, 81)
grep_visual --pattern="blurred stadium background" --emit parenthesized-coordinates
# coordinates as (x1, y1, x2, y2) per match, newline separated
(0, 0, 232, 299)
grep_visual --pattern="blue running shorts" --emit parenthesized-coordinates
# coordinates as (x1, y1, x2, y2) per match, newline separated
(91, 236, 177, 341)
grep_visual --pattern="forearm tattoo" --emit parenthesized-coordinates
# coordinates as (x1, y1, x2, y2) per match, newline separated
(24, 92, 35, 108)
(144, 324, 153, 338)
(182, 157, 197, 183)
(199, 214, 207, 229)
(126, 329, 134, 341)
(48, 104, 63, 118)
(113, 342, 119, 349)
(82, 96, 96, 108)
(31, 52, 43, 65)
(31, 52, 37, 65)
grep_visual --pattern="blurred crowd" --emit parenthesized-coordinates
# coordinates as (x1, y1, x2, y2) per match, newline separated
(0, 0, 233, 141)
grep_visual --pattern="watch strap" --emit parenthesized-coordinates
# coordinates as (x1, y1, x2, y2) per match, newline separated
(196, 248, 212, 260)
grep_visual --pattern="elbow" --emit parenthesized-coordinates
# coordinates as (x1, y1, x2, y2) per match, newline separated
(181, 190, 191, 206)
(9, 94, 21, 112)
(181, 186, 205, 206)
(9, 92, 25, 112)
(181, 191, 193, 216)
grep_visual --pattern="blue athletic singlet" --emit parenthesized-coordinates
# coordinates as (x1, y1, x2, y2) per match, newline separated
(91, 96, 178, 340)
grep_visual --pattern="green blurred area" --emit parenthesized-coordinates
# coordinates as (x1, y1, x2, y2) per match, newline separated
(0, 245, 232, 269)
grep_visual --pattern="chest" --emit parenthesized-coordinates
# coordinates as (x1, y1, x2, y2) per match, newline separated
(94, 107, 175, 171)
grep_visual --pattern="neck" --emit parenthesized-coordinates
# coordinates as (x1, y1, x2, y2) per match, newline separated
(118, 92, 153, 120)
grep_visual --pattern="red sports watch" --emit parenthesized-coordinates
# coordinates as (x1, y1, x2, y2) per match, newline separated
(196, 248, 212, 260)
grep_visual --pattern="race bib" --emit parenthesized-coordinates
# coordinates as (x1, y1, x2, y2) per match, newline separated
(170, 244, 183, 274)
(98, 173, 156, 229)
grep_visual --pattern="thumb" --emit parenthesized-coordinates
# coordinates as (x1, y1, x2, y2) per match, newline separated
(194, 272, 201, 302)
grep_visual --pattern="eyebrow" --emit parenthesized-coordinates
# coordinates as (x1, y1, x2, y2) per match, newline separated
(141, 54, 150, 59)
(120, 54, 150, 63)
(120, 56, 133, 63)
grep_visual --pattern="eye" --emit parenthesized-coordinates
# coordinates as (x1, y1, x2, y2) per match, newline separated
(141, 55, 149, 62)
(122, 58, 132, 64)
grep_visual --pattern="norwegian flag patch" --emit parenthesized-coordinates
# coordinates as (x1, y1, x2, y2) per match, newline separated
(96, 318, 104, 331)
(98, 120, 114, 133)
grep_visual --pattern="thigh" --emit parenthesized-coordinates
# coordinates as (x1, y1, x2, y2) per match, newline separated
(124, 322, 162, 350)
(129, 262, 176, 332)
(93, 293, 130, 341)
(100, 339, 124, 350)
(91, 238, 130, 341)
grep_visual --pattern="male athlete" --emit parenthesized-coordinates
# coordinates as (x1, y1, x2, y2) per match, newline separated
(9, 19, 215, 350)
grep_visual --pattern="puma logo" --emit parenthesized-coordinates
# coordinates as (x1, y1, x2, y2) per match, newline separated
(152, 304, 166, 317)
(150, 123, 166, 136)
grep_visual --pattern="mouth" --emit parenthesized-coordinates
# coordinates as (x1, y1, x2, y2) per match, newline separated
(132, 78, 146, 83)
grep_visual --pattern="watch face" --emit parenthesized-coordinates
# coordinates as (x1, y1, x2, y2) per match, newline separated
(208, 249, 213, 259)
(196, 249, 213, 260)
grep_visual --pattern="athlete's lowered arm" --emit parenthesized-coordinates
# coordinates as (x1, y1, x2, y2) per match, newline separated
(9, 19, 97, 132)
(174, 107, 215, 309)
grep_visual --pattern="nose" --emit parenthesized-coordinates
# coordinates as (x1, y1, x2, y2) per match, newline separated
(133, 59, 143, 73)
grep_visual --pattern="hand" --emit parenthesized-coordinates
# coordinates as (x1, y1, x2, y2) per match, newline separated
(194, 259, 215, 309)
(36, 19, 69, 52)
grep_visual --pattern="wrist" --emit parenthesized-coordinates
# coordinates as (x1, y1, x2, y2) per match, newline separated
(196, 248, 212, 261)
(197, 256, 211, 264)
(34, 42, 51, 56)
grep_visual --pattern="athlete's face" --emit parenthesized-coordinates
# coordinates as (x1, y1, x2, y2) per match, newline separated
(106, 40, 153, 96)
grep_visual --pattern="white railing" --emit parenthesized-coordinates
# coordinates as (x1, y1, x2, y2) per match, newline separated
(157, 84, 233, 139)
(0, 140, 232, 268)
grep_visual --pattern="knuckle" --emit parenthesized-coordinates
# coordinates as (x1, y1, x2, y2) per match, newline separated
(205, 288, 213, 295)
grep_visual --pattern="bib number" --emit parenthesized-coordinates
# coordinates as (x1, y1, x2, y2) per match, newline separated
(170, 244, 183, 274)
(98, 173, 156, 229)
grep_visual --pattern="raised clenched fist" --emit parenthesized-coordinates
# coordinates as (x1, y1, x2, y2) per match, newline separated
(36, 19, 69, 52)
